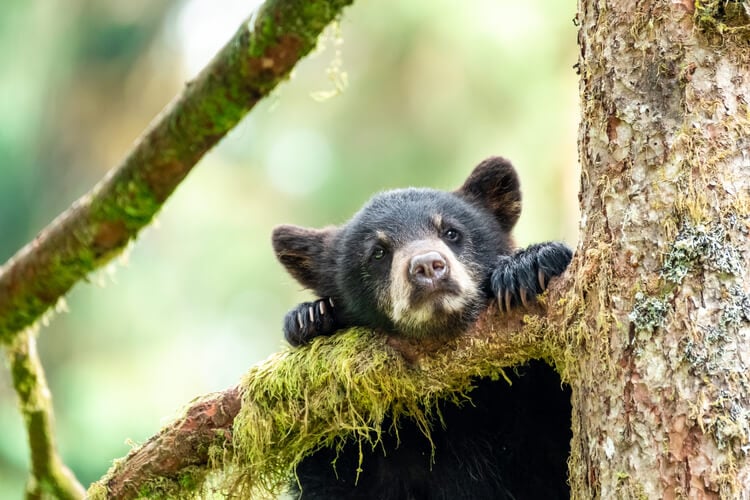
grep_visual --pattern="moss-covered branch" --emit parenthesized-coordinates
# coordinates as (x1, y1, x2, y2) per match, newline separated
(88, 294, 566, 499)
(6, 330, 86, 500)
(0, 0, 354, 344)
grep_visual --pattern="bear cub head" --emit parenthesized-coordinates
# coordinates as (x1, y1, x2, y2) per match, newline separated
(272, 157, 523, 342)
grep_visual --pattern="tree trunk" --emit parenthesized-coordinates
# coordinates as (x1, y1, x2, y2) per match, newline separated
(569, 1, 750, 497)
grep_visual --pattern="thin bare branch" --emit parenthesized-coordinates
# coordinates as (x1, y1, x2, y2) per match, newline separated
(6, 330, 86, 500)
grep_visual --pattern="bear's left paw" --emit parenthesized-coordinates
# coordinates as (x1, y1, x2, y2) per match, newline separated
(490, 242, 572, 312)
(283, 297, 338, 346)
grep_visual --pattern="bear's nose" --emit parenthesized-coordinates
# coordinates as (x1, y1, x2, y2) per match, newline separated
(409, 252, 448, 284)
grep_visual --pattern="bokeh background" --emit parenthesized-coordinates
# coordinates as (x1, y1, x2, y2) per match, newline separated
(0, 0, 579, 495)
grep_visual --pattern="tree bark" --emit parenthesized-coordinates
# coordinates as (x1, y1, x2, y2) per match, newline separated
(89, 387, 242, 499)
(569, 1, 750, 497)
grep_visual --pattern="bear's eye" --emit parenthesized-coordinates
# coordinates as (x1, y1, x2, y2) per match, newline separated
(372, 246, 386, 260)
(443, 228, 460, 242)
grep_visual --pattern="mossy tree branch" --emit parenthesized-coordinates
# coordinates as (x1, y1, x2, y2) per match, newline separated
(88, 297, 565, 499)
(0, 0, 354, 344)
(6, 330, 86, 500)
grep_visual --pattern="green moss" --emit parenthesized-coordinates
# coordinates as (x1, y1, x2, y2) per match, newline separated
(695, 0, 750, 34)
(0, 211, 124, 342)
(0, 239, 99, 342)
(125, 469, 208, 500)
(249, 0, 353, 58)
(86, 482, 108, 500)
(1, 0, 355, 345)
(178, 469, 200, 491)
(90, 173, 161, 232)
(227, 327, 534, 496)
(86, 299, 555, 497)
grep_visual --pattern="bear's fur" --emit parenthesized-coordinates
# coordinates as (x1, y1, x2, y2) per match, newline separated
(272, 157, 572, 499)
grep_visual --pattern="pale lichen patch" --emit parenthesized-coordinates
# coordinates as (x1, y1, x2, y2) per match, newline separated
(661, 220, 744, 284)
(721, 285, 750, 328)
(629, 292, 670, 334)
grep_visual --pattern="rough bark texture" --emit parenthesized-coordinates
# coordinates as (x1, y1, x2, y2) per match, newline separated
(89, 387, 241, 499)
(0, 0, 354, 344)
(89, 2, 750, 497)
(569, 1, 750, 497)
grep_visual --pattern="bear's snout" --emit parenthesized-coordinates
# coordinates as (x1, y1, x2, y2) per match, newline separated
(408, 251, 448, 285)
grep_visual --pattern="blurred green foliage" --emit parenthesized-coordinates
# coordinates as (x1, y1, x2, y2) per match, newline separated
(0, 0, 578, 495)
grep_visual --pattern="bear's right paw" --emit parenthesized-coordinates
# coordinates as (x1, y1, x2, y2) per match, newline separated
(283, 297, 338, 346)
(490, 242, 572, 313)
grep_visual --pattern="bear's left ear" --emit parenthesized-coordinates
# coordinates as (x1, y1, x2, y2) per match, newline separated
(455, 156, 522, 232)
(272, 224, 337, 292)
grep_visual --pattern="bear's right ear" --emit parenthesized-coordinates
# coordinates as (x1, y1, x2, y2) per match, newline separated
(272, 224, 336, 291)
(456, 156, 522, 232)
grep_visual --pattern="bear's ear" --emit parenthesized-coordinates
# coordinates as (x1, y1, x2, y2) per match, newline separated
(456, 156, 522, 232)
(272, 225, 337, 291)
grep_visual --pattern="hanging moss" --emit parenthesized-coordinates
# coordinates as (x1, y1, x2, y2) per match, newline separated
(87, 308, 552, 499)
(225, 324, 544, 497)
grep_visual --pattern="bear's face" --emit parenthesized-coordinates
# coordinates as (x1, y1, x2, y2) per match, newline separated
(332, 188, 513, 337)
(272, 157, 522, 340)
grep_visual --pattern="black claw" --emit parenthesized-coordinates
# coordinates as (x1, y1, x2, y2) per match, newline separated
(283, 297, 340, 346)
(490, 242, 572, 312)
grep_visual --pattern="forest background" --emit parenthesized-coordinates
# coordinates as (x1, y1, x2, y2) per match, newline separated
(0, 0, 578, 495)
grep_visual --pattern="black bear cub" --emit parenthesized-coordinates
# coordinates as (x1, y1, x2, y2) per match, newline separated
(273, 157, 573, 499)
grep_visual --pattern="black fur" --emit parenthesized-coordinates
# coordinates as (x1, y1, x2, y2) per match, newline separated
(283, 298, 340, 346)
(456, 156, 522, 232)
(292, 362, 571, 500)
(272, 157, 573, 499)
(491, 242, 573, 312)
